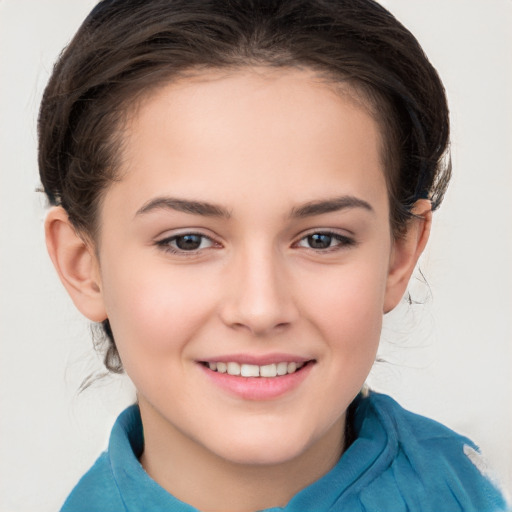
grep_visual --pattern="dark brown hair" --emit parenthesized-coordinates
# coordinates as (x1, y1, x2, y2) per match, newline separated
(38, 0, 451, 373)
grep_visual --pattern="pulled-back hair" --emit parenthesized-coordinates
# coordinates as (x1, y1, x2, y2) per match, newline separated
(38, 0, 451, 373)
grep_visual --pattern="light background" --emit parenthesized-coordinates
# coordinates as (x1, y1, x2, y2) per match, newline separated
(0, 1, 511, 510)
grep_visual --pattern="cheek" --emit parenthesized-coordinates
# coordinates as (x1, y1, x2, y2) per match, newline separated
(302, 261, 388, 355)
(100, 260, 216, 359)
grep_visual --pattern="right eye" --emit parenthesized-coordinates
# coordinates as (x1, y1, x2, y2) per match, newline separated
(156, 233, 216, 254)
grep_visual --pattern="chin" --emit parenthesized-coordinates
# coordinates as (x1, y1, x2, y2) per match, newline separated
(206, 420, 324, 467)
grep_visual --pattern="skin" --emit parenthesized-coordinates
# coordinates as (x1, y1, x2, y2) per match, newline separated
(45, 68, 431, 512)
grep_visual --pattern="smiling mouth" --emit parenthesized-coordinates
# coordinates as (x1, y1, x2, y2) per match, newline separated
(200, 360, 315, 378)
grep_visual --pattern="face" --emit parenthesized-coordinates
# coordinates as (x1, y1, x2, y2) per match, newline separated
(94, 69, 396, 466)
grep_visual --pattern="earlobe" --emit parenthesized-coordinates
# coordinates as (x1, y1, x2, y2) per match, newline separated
(45, 207, 107, 322)
(384, 199, 432, 313)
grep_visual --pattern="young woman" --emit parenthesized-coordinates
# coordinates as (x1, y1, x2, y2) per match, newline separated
(38, 0, 508, 510)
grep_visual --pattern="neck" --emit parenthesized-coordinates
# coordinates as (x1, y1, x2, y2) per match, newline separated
(138, 399, 346, 512)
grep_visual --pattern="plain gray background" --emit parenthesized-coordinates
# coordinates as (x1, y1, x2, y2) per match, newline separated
(1, 0, 511, 510)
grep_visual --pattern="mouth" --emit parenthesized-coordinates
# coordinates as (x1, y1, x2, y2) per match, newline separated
(198, 357, 316, 400)
(199, 360, 315, 378)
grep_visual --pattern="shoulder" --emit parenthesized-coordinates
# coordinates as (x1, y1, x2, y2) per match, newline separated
(356, 392, 508, 512)
(366, 391, 470, 443)
(59, 405, 186, 512)
(59, 405, 142, 512)
(60, 451, 125, 512)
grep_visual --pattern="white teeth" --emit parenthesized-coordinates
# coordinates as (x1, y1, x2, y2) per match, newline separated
(207, 360, 308, 378)
(276, 362, 288, 375)
(260, 364, 277, 377)
(241, 364, 260, 377)
(227, 362, 241, 376)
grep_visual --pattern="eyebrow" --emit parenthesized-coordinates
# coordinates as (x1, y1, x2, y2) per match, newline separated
(135, 194, 373, 220)
(135, 197, 231, 218)
(291, 195, 374, 218)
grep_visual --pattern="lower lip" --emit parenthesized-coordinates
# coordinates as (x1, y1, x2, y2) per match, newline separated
(199, 362, 314, 401)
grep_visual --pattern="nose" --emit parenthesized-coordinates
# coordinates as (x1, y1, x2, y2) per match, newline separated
(219, 245, 299, 336)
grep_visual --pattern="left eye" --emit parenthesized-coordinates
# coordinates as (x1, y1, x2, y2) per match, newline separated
(297, 232, 352, 250)
(158, 233, 215, 252)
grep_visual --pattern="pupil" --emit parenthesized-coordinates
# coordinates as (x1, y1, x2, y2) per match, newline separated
(176, 234, 202, 250)
(308, 233, 331, 249)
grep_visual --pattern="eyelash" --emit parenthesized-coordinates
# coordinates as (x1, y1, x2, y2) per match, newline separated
(155, 230, 355, 255)
(155, 232, 219, 255)
(294, 231, 356, 253)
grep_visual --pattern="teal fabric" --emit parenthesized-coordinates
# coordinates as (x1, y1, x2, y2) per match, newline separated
(60, 392, 508, 511)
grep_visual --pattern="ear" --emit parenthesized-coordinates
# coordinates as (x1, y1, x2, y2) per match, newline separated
(45, 207, 107, 322)
(384, 199, 432, 313)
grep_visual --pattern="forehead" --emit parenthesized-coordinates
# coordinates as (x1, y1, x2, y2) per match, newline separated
(110, 68, 388, 219)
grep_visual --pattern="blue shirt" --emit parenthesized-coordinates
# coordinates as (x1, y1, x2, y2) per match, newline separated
(61, 392, 508, 511)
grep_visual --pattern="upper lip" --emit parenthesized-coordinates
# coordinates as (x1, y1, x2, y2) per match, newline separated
(198, 353, 315, 366)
